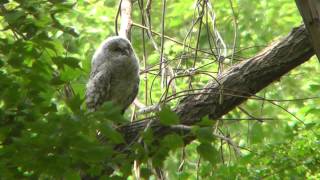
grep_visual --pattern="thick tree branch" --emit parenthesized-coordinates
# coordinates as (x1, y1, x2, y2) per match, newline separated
(295, 0, 320, 61)
(119, 25, 315, 144)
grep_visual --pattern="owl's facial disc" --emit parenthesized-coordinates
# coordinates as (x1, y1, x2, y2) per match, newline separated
(111, 41, 131, 57)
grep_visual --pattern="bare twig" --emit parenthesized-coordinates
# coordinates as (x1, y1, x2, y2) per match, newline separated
(228, 0, 238, 65)
(132, 22, 216, 56)
(160, 0, 167, 89)
(115, 0, 123, 35)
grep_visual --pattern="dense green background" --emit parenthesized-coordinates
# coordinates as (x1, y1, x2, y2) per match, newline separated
(0, 0, 319, 179)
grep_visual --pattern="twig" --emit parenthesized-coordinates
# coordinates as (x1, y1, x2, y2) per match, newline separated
(138, 0, 149, 106)
(160, 0, 167, 89)
(115, 0, 122, 35)
(132, 22, 216, 56)
(228, 0, 238, 65)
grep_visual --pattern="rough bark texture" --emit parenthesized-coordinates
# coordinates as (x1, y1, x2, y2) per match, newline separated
(295, 0, 320, 61)
(119, 25, 315, 144)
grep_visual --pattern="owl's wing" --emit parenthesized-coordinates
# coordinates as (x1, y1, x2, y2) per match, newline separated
(121, 78, 139, 114)
(85, 69, 111, 112)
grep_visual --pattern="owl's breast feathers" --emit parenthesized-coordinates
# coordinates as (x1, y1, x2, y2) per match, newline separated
(86, 48, 139, 113)
(108, 55, 139, 113)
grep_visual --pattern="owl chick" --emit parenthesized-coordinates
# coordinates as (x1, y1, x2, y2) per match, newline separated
(86, 36, 140, 114)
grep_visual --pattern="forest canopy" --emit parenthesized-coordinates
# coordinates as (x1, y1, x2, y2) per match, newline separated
(0, 0, 320, 179)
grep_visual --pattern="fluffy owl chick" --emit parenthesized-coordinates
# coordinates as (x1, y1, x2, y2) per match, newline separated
(86, 36, 140, 114)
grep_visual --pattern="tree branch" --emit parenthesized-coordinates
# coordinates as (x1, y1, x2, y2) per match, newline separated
(119, 0, 132, 39)
(295, 0, 320, 61)
(119, 25, 315, 145)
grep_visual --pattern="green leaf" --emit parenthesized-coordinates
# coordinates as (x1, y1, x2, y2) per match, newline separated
(192, 127, 215, 143)
(50, 75, 66, 85)
(52, 56, 81, 69)
(64, 171, 81, 180)
(251, 123, 264, 144)
(305, 108, 320, 116)
(309, 84, 320, 92)
(197, 116, 215, 126)
(0, 59, 4, 67)
(65, 94, 83, 113)
(62, 57, 81, 68)
(197, 143, 219, 165)
(4, 10, 25, 25)
(152, 146, 169, 167)
(158, 106, 179, 125)
(0, 0, 9, 4)
(140, 167, 152, 179)
(161, 133, 184, 151)
(304, 122, 316, 130)
(97, 102, 126, 123)
(142, 128, 154, 145)
(33, 38, 65, 54)
(99, 125, 125, 144)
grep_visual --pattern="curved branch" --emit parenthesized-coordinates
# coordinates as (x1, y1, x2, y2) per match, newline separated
(119, 25, 314, 144)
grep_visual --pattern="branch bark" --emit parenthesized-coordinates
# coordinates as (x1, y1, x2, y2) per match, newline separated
(119, 0, 133, 39)
(119, 25, 315, 144)
(295, 0, 320, 61)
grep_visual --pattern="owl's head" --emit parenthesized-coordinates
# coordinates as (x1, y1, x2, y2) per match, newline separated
(91, 36, 137, 70)
(101, 36, 133, 58)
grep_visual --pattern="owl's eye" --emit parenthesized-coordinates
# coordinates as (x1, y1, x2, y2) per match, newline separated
(114, 47, 122, 52)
